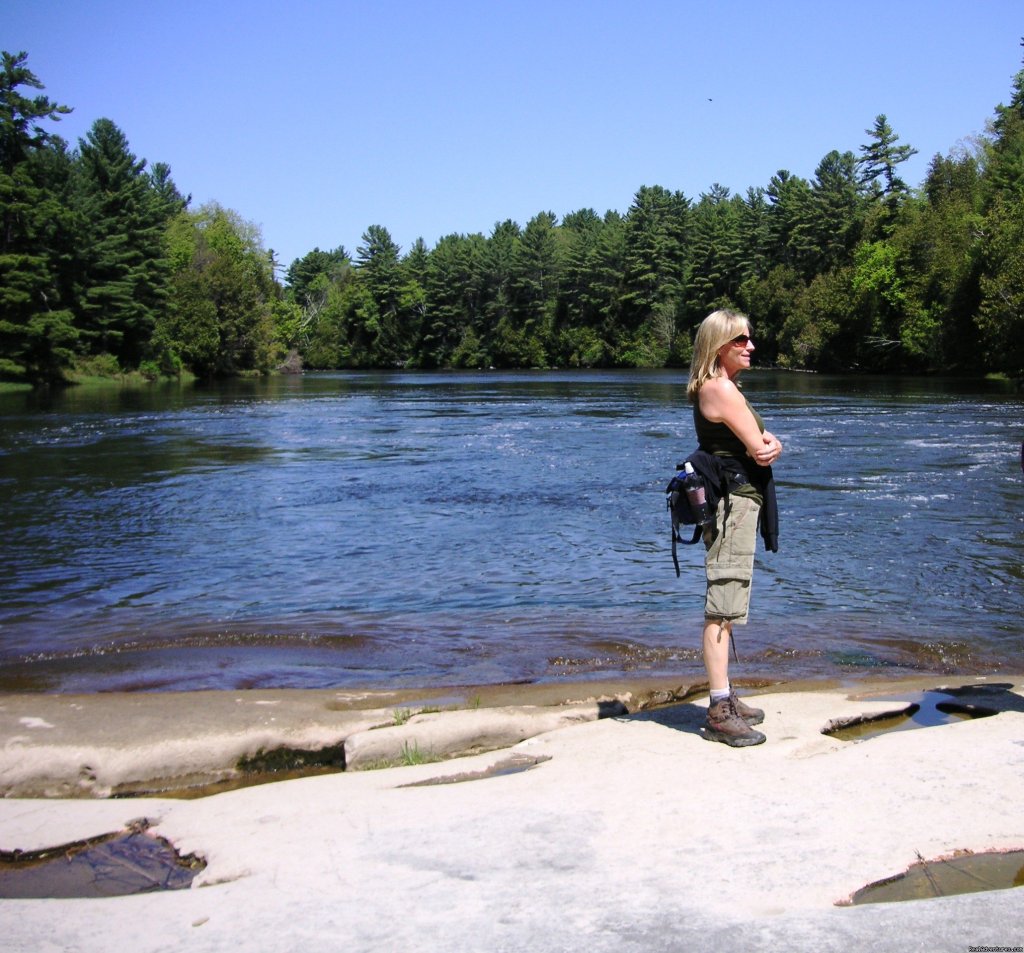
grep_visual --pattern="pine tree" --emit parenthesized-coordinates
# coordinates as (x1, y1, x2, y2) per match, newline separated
(974, 45, 1024, 379)
(858, 115, 917, 232)
(71, 119, 173, 367)
(976, 193, 1024, 379)
(620, 185, 688, 333)
(510, 211, 561, 328)
(686, 184, 744, 316)
(984, 44, 1024, 202)
(0, 51, 77, 382)
(353, 225, 406, 365)
(148, 161, 189, 219)
(558, 208, 604, 333)
(422, 232, 487, 367)
(736, 187, 772, 284)
(480, 218, 520, 346)
(808, 150, 864, 271)
(582, 210, 626, 360)
(765, 170, 815, 277)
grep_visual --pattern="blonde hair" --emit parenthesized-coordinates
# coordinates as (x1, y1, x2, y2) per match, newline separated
(686, 309, 751, 402)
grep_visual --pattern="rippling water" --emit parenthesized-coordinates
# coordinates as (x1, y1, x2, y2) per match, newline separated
(0, 370, 1021, 693)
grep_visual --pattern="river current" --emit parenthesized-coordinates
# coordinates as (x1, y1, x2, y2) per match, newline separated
(0, 370, 1021, 693)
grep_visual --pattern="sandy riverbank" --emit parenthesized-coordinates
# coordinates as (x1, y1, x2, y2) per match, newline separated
(1, 674, 1022, 952)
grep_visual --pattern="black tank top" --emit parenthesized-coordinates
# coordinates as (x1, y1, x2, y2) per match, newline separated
(693, 396, 765, 504)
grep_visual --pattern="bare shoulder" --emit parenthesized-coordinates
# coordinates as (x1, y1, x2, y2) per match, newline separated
(698, 377, 744, 420)
(700, 377, 737, 398)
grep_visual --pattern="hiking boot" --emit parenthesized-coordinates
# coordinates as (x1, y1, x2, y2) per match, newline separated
(704, 696, 766, 747)
(730, 691, 764, 726)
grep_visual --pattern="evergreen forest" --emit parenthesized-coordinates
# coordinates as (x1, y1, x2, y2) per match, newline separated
(2, 47, 1024, 387)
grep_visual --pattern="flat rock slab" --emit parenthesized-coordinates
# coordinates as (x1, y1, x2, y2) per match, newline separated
(0, 689, 627, 797)
(343, 701, 627, 769)
(0, 678, 1021, 953)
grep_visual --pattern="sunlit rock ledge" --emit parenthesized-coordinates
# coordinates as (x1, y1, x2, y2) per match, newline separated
(0, 680, 661, 798)
(0, 674, 1019, 799)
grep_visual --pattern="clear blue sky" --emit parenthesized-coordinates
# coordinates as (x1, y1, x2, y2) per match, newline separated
(7, 0, 1023, 272)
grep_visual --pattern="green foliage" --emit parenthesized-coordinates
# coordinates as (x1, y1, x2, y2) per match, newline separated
(985, 54, 1024, 203)
(71, 118, 173, 367)
(737, 265, 804, 364)
(777, 268, 851, 370)
(0, 51, 77, 383)
(0, 51, 71, 171)
(271, 297, 303, 352)
(73, 351, 122, 378)
(159, 204, 278, 378)
(765, 170, 815, 278)
(809, 150, 864, 271)
(976, 193, 1024, 379)
(421, 231, 488, 367)
(285, 245, 349, 304)
(621, 185, 688, 332)
(6, 46, 1024, 382)
(859, 114, 918, 204)
(399, 741, 439, 766)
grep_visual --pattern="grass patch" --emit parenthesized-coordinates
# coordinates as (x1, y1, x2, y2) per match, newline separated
(400, 741, 441, 766)
(66, 352, 197, 387)
(360, 742, 444, 771)
(66, 371, 197, 388)
(390, 704, 449, 724)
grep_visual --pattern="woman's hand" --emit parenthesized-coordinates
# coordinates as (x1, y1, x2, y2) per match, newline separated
(755, 430, 783, 466)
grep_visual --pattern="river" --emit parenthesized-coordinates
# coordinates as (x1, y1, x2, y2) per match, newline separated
(0, 369, 1021, 693)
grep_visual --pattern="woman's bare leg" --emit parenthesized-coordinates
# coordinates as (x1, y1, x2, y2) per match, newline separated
(702, 617, 731, 692)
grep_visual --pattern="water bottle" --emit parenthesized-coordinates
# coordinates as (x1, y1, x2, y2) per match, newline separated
(682, 461, 710, 525)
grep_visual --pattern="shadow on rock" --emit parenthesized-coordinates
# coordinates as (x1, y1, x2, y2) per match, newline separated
(618, 702, 708, 735)
(937, 682, 1024, 715)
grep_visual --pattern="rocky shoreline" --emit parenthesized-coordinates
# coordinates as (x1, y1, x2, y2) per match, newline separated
(0, 674, 1021, 798)
(1, 674, 1022, 952)
(0, 677, 706, 799)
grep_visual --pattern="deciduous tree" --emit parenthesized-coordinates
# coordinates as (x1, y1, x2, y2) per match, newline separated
(159, 204, 277, 377)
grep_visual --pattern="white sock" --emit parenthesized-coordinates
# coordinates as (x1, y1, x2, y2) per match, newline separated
(710, 684, 731, 703)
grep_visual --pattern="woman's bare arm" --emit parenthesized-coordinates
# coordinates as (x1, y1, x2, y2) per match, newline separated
(699, 378, 781, 464)
(756, 430, 783, 466)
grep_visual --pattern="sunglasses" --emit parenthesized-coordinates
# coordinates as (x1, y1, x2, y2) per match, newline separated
(729, 334, 752, 346)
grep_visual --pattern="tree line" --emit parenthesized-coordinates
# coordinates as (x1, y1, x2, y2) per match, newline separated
(2, 48, 1023, 386)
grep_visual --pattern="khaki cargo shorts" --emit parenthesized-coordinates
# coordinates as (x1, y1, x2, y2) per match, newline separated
(703, 495, 760, 624)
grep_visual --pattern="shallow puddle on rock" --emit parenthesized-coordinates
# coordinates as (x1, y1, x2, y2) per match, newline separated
(824, 688, 998, 742)
(847, 850, 1024, 905)
(400, 753, 552, 787)
(149, 765, 342, 800)
(0, 830, 205, 899)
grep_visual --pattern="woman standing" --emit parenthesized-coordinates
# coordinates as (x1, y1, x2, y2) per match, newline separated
(687, 309, 782, 747)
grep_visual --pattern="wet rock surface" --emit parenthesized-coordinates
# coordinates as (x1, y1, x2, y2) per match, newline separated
(0, 820, 204, 898)
(822, 682, 1021, 741)
(848, 849, 1024, 904)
